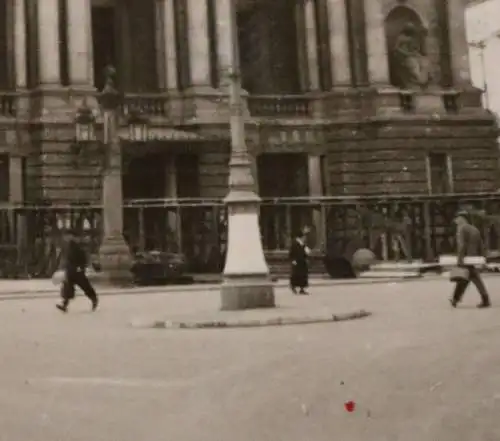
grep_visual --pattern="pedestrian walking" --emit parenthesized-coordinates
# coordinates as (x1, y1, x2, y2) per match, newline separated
(289, 230, 310, 295)
(56, 228, 99, 313)
(450, 210, 491, 308)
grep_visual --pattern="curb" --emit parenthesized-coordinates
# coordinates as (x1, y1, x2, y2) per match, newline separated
(137, 309, 372, 330)
(0, 276, 442, 301)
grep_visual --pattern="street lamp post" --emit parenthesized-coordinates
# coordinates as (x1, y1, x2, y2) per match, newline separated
(74, 70, 148, 286)
(219, 0, 275, 310)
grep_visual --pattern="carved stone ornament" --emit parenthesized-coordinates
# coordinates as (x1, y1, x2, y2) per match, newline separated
(391, 22, 430, 89)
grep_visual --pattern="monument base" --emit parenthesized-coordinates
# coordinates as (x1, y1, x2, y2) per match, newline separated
(220, 276, 275, 311)
(97, 234, 134, 287)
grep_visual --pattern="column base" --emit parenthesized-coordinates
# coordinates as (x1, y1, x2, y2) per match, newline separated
(220, 192, 275, 311)
(97, 234, 134, 287)
(220, 276, 275, 311)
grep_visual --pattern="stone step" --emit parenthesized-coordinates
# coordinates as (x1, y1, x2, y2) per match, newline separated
(370, 261, 424, 271)
(359, 271, 422, 279)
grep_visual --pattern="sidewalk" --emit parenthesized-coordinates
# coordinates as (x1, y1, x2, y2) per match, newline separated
(0, 274, 438, 300)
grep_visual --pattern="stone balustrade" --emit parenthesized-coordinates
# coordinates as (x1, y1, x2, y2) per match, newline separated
(121, 94, 170, 118)
(247, 95, 313, 118)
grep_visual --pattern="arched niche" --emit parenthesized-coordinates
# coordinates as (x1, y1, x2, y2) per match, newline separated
(385, 5, 430, 89)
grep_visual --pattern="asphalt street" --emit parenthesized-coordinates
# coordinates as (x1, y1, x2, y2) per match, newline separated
(0, 278, 499, 441)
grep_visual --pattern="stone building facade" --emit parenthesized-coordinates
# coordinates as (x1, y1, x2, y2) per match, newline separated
(0, 0, 497, 206)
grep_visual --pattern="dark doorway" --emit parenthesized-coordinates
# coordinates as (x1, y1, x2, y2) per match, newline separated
(257, 153, 310, 250)
(175, 154, 200, 198)
(123, 153, 167, 251)
(123, 153, 167, 200)
(0, 154, 8, 202)
(258, 153, 309, 197)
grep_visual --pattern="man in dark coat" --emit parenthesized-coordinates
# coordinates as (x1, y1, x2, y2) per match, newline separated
(450, 210, 491, 308)
(289, 230, 310, 295)
(56, 228, 99, 313)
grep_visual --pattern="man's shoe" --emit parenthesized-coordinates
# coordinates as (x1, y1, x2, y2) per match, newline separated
(91, 299, 99, 312)
(56, 303, 67, 313)
(449, 299, 458, 308)
(477, 302, 491, 309)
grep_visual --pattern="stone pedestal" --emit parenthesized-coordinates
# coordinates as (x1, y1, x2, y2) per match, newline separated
(370, 87, 404, 117)
(220, 197, 275, 311)
(413, 93, 445, 113)
(98, 234, 133, 287)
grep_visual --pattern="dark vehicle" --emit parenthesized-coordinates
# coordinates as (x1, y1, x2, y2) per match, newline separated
(131, 251, 192, 286)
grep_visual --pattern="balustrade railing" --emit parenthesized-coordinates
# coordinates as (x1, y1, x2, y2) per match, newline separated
(248, 95, 313, 118)
(121, 93, 170, 118)
(1, 193, 500, 278)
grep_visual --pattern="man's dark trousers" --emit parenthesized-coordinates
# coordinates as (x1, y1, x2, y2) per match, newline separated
(61, 268, 98, 306)
(452, 266, 490, 305)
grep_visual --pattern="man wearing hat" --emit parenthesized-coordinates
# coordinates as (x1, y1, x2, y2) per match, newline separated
(450, 210, 491, 308)
(56, 228, 99, 313)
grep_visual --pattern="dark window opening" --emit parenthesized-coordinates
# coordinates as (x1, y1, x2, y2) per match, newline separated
(25, 0, 38, 88)
(176, 154, 200, 198)
(91, 5, 116, 91)
(173, 0, 190, 90)
(428, 153, 453, 194)
(0, 154, 9, 202)
(58, 0, 69, 86)
(207, 0, 218, 88)
(314, 0, 332, 91)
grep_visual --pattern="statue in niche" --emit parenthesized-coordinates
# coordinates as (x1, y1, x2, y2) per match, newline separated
(391, 22, 430, 89)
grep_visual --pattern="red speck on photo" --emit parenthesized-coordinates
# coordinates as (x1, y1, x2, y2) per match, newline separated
(344, 401, 356, 413)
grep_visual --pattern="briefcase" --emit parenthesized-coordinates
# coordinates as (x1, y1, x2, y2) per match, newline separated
(449, 267, 470, 282)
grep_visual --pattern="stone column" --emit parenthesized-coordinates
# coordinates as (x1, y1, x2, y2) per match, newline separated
(13, 0, 27, 89)
(214, 0, 231, 86)
(164, 156, 179, 250)
(446, 0, 471, 86)
(308, 155, 324, 250)
(37, 0, 60, 86)
(186, 0, 212, 89)
(67, 0, 94, 86)
(363, 0, 390, 86)
(304, 0, 320, 90)
(8, 155, 23, 203)
(98, 102, 133, 286)
(326, 0, 351, 87)
(157, 0, 178, 90)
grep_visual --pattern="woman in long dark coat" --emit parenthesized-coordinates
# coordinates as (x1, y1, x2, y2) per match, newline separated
(289, 231, 310, 294)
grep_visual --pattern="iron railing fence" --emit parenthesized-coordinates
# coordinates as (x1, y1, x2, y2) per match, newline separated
(1, 193, 500, 278)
